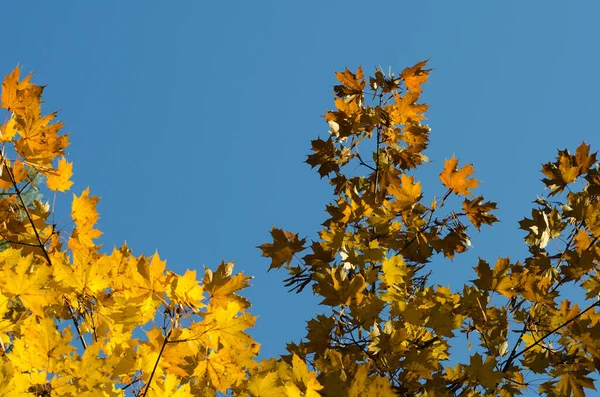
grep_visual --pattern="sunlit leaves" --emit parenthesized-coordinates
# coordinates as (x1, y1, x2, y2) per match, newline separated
(259, 62, 600, 397)
(0, 67, 271, 397)
(2, 61, 599, 396)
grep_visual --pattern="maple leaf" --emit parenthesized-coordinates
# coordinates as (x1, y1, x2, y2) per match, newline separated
(247, 372, 285, 397)
(186, 300, 256, 350)
(464, 353, 503, 390)
(258, 227, 306, 270)
(401, 60, 431, 94)
(518, 209, 552, 249)
(0, 117, 18, 142)
(348, 364, 396, 397)
(46, 157, 73, 192)
(9, 316, 74, 374)
(1, 66, 43, 115)
(541, 149, 579, 196)
(52, 252, 111, 296)
(72, 187, 100, 228)
(148, 374, 192, 397)
(400, 123, 430, 149)
(193, 345, 255, 392)
(554, 369, 596, 397)
(472, 257, 516, 298)
(575, 141, 597, 175)
(333, 66, 365, 98)
(306, 137, 341, 178)
(430, 224, 470, 259)
(315, 268, 368, 306)
(388, 174, 422, 211)
(391, 92, 428, 124)
(0, 253, 57, 317)
(203, 262, 251, 310)
(439, 155, 479, 196)
(287, 354, 323, 397)
(70, 187, 102, 248)
(134, 252, 168, 297)
(463, 196, 498, 231)
(168, 269, 205, 309)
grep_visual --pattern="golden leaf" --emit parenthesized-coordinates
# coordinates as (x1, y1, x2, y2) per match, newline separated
(439, 155, 479, 196)
(46, 157, 74, 192)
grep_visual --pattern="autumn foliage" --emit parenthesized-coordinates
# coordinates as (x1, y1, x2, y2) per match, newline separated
(259, 62, 600, 396)
(0, 62, 599, 396)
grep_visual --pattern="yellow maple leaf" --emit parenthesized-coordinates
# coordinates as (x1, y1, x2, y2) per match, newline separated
(168, 269, 205, 309)
(0, 117, 19, 142)
(289, 354, 323, 397)
(72, 187, 100, 228)
(134, 252, 168, 298)
(186, 301, 256, 350)
(439, 155, 479, 196)
(388, 174, 422, 211)
(349, 364, 396, 397)
(46, 157, 73, 192)
(193, 347, 252, 392)
(202, 262, 251, 310)
(9, 316, 74, 374)
(380, 255, 408, 289)
(0, 253, 57, 317)
(464, 353, 503, 390)
(52, 253, 111, 296)
(70, 188, 102, 247)
(247, 372, 285, 397)
(147, 374, 192, 397)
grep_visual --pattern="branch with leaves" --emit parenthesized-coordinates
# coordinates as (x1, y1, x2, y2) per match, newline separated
(260, 62, 600, 396)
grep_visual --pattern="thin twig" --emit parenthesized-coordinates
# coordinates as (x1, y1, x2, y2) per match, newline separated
(65, 297, 87, 350)
(4, 164, 52, 265)
(141, 327, 172, 397)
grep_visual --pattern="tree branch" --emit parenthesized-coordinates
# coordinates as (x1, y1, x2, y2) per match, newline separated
(3, 155, 89, 351)
(501, 300, 600, 370)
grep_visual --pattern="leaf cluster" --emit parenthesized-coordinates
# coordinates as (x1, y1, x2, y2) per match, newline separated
(0, 68, 322, 397)
(1, 62, 599, 397)
(260, 62, 600, 396)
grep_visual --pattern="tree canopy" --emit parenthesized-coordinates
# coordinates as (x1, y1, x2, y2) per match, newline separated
(0, 63, 599, 396)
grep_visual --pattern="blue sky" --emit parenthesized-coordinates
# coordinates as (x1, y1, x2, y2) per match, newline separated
(3, 0, 600, 382)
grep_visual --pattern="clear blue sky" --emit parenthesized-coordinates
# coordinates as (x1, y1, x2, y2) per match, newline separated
(3, 0, 599, 377)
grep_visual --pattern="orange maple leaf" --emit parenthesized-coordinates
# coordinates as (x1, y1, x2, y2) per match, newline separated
(401, 60, 431, 94)
(439, 155, 479, 196)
